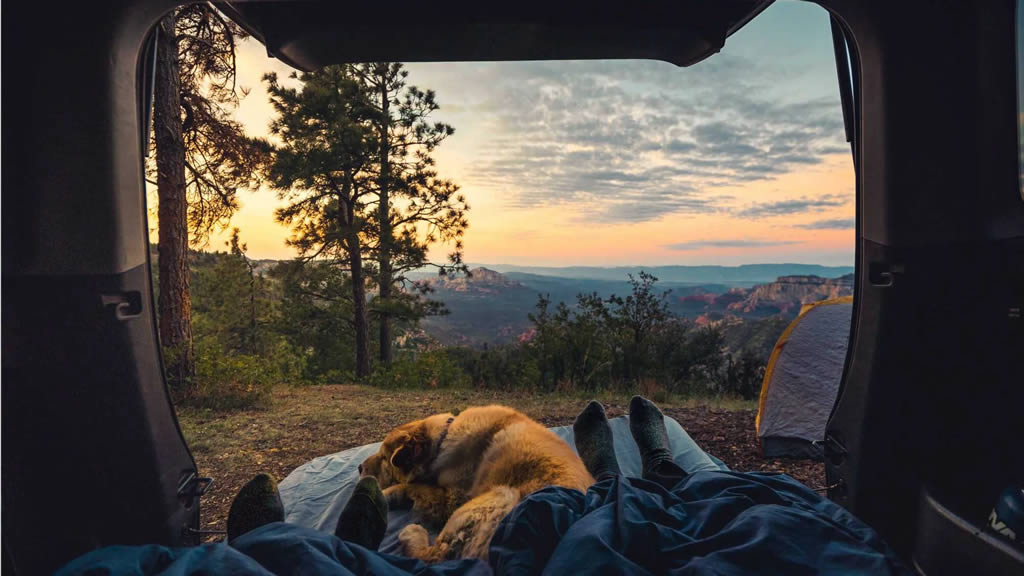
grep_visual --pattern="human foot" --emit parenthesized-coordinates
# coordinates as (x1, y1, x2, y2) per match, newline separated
(628, 396, 673, 475)
(335, 476, 389, 550)
(226, 473, 285, 543)
(573, 400, 621, 480)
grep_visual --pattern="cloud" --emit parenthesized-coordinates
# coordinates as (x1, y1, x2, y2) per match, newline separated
(410, 45, 846, 224)
(664, 239, 804, 250)
(664, 139, 697, 153)
(819, 145, 852, 155)
(734, 195, 845, 218)
(795, 217, 855, 229)
(587, 195, 721, 223)
(693, 121, 741, 146)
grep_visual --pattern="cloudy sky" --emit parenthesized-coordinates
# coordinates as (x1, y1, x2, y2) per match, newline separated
(197, 0, 854, 266)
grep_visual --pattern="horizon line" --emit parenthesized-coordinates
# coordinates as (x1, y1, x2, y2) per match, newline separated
(464, 261, 855, 269)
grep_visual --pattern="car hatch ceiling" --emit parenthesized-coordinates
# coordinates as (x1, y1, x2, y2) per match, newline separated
(216, 0, 774, 71)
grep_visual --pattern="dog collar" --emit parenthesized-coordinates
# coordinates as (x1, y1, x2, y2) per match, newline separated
(436, 416, 456, 452)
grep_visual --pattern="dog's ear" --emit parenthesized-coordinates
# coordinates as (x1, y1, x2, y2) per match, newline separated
(389, 427, 429, 472)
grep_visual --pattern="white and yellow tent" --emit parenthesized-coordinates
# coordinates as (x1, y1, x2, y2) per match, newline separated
(756, 296, 853, 460)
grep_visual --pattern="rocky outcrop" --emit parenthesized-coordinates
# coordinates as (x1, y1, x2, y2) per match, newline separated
(727, 274, 853, 316)
(429, 267, 525, 294)
(678, 274, 853, 320)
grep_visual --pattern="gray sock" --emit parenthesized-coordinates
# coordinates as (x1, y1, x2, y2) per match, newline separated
(336, 476, 389, 550)
(227, 474, 284, 543)
(629, 396, 673, 475)
(573, 400, 621, 480)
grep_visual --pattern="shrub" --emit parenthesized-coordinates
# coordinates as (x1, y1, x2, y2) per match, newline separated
(162, 343, 195, 402)
(447, 345, 542, 391)
(265, 339, 308, 386)
(636, 378, 671, 404)
(370, 349, 471, 389)
(718, 351, 766, 400)
(176, 339, 278, 410)
(521, 274, 734, 394)
(314, 369, 355, 386)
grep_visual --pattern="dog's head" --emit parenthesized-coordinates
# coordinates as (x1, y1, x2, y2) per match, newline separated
(360, 413, 452, 488)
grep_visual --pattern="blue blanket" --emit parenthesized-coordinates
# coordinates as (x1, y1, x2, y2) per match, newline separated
(58, 471, 910, 575)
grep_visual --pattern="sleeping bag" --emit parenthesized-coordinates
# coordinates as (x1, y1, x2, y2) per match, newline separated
(58, 470, 910, 575)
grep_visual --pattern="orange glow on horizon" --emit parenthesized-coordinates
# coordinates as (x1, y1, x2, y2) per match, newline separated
(172, 151, 852, 266)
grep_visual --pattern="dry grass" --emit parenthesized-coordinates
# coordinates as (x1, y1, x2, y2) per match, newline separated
(176, 384, 821, 537)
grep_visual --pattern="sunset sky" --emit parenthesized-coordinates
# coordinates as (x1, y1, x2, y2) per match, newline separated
(161, 1, 854, 267)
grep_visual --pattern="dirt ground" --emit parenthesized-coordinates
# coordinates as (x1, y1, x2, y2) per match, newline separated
(176, 385, 824, 537)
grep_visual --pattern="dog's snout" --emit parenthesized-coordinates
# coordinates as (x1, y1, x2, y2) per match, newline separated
(358, 463, 363, 474)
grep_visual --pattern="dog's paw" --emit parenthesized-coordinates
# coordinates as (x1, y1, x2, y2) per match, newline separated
(383, 485, 411, 509)
(398, 523, 430, 557)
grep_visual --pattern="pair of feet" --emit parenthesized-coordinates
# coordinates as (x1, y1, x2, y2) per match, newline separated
(225, 396, 672, 548)
(226, 473, 389, 549)
(573, 395, 674, 481)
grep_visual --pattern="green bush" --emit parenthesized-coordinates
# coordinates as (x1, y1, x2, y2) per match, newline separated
(161, 343, 194, 402)
(269, 260, 369, 382)
(371, 349, 471, 389)
(446, 345, 542, 391)
(311, 369, 353, 386)
(717, 350, 766, 400)
(265, 339, 307, 386)
(180, 340, 278, 410)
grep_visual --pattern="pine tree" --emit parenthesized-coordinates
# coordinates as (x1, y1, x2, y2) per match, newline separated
(262, 67, 375, 378)
(153, 11, 192, 390)
(351, 63, 469, 365)
(191, 229, 267, 357)
(270, 260, 367, 381)
(151, 3, 264, 394)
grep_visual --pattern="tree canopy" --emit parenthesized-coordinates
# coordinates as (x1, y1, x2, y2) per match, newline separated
(261, 63, 469, 376)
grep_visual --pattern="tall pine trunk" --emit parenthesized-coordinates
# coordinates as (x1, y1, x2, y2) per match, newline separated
(154, 12, 195, 394)
(341, 176, 370, 378)
(245, 257, 257, 356)
(377, 73, 393, 365)
(349, 236, 371, 378)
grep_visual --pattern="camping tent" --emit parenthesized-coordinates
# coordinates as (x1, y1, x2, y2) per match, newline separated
(756, 297, 853, 460)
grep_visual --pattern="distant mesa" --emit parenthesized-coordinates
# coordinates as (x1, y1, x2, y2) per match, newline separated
(724, 274, 853, 316)
(428, 267, 526, 293)
(683, 274, 852, 320)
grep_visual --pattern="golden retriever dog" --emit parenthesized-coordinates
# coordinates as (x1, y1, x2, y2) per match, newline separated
(359, 405, 594, 562)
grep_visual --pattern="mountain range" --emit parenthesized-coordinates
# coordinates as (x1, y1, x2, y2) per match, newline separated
(420, 266, 854, 348)
(464, 263, 853, 285)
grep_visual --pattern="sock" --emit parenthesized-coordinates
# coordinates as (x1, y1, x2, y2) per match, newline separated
(573, 400, 621, 480)
(227, 473, 284, 543)
(628, 396, 673, 476)
(335, 476, 388, 550)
